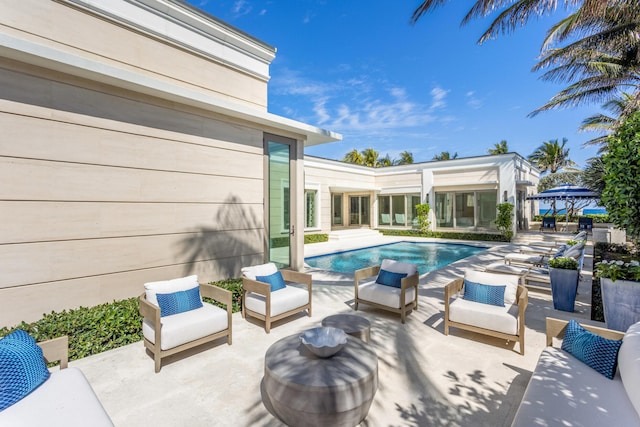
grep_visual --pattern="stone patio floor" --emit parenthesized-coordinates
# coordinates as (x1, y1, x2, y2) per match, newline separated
(71, 233, 598, 427)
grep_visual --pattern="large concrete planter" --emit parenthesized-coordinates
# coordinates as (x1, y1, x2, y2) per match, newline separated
(550, 268, 579, 312)
(601, 278, 640, 332)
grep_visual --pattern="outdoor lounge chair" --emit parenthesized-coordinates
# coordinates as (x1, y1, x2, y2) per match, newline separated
(579, 217, 594, 232)
(241, 263, 312, 333)
(505, 241, 585, 268)
(380, 213, 391, 225)
(444, 270, 528, 355)
(139, 275, 233, 372)
(540, 217, 557, 232)
(394, 213, 406, 226)
(484, 263, 552, 292)
(354, 259, 419, 323)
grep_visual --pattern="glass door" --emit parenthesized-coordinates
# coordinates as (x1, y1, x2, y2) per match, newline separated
(332, 194, 343, 226)
(349, 195, 370, 226)
(266, 138, 292, 268)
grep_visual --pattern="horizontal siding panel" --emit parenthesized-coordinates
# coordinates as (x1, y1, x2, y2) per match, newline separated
(0, 113, 263, 180)
(433, 168, 499, 186)
(0, 201, 263, 244)
(0, 230, 264, 288)
(0, 158, 262, 203)
(0, 253, 264, 326)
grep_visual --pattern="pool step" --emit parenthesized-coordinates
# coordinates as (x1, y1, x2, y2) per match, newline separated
(328, 229, 383, 241)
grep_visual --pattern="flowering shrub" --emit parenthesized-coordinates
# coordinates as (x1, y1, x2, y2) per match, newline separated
(596, 260, 640, 282)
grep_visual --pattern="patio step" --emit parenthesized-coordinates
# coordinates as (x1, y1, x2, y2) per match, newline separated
(328, 229, 383, 241)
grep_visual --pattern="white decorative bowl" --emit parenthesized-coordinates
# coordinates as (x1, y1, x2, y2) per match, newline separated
(300, 327, 348, 358)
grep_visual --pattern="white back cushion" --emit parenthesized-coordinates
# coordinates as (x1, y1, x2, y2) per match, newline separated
(144, 275, 199, 307)
(465, 270, 519, 306)
(380, 259, 418, 276)
(619, 321, 640, 419)
(241, 263, 278, 281)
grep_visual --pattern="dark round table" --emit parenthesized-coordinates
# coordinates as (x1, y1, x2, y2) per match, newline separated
(264, 332, 378, 427)
(322, 313, 371, 344)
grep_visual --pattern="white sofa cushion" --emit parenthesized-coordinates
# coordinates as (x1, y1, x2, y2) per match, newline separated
(448, 298, 518, 335)
(380, 259, 418, 276)
(143, 303, 228, 351)
(619, 321, 640, 419)
(0, 367, 113, 427)
(465, 270, 519, 306)
(244, 285, 309, 317)
(144, 275, 200, 307)
(505, 253, 547, 266)
(511, 346, 640, 426)
(358, 278, 416, 308)
(241, 263, 278, 281)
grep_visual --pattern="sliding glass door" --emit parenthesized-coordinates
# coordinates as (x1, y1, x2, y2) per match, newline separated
(266, 136, 292, 268)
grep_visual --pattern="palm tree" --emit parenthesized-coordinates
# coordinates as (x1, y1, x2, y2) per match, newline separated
(361, 148, 381, 167)
(379, 154, 394, 167)
(528, 138, 576, 174)
(411, 1, 640, 119)
(488, 140, 508, 155)
(342, 149, 364, 165)
(432, 151, 458, 161)
(579, 93, 634, 152)
(396, 151, 414, 165)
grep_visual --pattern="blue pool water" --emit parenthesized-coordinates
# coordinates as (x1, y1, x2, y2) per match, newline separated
(305, 242, 487, 274)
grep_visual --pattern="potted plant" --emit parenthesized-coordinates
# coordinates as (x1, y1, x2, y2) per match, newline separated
(548, 256, 579, 312)
(595, 260, 640, 332)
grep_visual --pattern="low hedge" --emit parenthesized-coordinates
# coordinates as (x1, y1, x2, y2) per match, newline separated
(532, 214, 610, 223)
(0, 279, 242, 363)
(378, 229, 510, 242)
(304, 233, 328, 244)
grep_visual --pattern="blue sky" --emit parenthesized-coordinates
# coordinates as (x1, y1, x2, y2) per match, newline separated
(189, 1, 601, 169)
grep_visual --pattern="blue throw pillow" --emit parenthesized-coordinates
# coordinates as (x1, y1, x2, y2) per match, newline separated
(561, 319, 622, 379)
(156, 286, 203, 317)
(375, 269, 408, 288)
(0, 330, 50, 411)
(256, 271, 287, 292)
(463, 280, 506, 307)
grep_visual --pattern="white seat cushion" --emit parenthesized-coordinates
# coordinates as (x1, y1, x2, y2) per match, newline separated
(512, 346, 640, 426)
(241, 263, 278, 281)
(484, 262, 528, 276)
(505, 253, 547, 266)
(245, 285, 309, 317)
(358, 278, 416, 309)
(380, 259, 418, 276)
(0, 368, 113, 427)
(143, 303, 228, 351)
(448, 298, 518, 335)
(144, 275, 200, 307)
(619, 321, 640, 419)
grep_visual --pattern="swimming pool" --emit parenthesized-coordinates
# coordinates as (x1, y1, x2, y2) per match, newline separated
(305, 241, 487, 274)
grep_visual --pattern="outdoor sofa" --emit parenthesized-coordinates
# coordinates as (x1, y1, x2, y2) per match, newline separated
(0, 334, 114, 426)
(511, 318, 640, 426)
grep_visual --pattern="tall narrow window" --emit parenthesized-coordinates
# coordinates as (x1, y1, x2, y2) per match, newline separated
(332, 194, 343, 225)
(267, 139, 291, 268)
(305, 190, 317, 228)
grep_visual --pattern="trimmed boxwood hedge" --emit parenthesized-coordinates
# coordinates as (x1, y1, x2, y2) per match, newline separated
(0, 279, 242, 363)
(378, 229, 510, 242)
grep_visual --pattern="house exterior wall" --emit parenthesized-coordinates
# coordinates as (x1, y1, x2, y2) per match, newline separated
(0, 0, 337, 326)
(304, 154, 539, 236)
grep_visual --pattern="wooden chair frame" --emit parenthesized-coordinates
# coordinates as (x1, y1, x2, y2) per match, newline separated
(139, 283, 232, 373)
(354, 266, 419, 324)
(545, 317, 623, 346)
(444, 278, 528, 355)
(242, 269, 312, 333)
(38, 336, 69, 369)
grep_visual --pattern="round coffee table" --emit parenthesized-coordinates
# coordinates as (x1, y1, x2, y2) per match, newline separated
(322, 313, 371, 344)
(264, 333, 378, 427)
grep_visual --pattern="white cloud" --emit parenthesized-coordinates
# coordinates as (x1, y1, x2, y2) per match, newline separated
(466, 91, 483, 109)
(430, 86, 448, 110)
(232, 0, 252, 17)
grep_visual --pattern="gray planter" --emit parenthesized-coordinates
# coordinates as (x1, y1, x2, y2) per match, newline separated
(549, 268, 579, 312)
(601, 278, 640, 332)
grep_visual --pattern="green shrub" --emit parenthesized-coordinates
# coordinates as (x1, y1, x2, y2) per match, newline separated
(495, 203, 514, 241)
(304, 233, 328, 244)
(205, 278, 243, 313)
(378, 228, 509, 242)
(548, 256, 579, 270)
(0, 298, 143, 363)
(415, 204, 431, 232)
(532, 214, 610, 223)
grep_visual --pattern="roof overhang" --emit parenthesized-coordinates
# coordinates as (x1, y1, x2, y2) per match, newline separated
(0, 33, 341, 147)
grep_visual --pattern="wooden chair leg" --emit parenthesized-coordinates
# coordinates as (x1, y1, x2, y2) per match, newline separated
(154, 353, 162, 373)
(265, 318, 271, 334)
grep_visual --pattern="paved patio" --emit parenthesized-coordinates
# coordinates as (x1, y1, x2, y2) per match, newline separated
(72, 234, 597, 426)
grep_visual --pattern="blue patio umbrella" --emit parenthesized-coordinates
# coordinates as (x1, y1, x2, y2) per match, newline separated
(527, 184, 599, 229)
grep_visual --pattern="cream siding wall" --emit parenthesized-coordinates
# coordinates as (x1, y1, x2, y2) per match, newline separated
(1, 0, 270, 110)
(0, 66, 265, 326)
